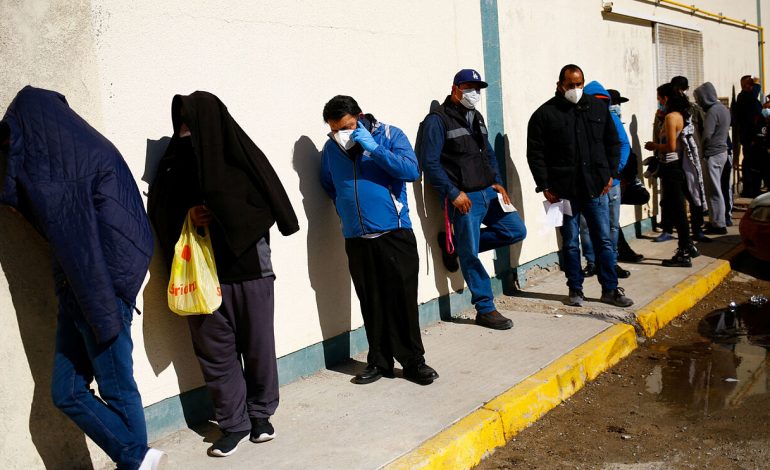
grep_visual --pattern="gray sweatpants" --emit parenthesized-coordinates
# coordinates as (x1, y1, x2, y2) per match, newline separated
(703, 151, 728, 228)
(187, 277, 278, 433)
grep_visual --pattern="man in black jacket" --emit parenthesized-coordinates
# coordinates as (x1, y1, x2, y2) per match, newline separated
(527, 65, 633, 308)
(148, 92, 299, 458)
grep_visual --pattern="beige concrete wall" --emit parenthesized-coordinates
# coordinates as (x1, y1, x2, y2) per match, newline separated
(0, 1, 763, 468)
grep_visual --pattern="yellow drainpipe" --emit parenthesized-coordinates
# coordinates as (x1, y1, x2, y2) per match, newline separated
(647, 0, 766, 94)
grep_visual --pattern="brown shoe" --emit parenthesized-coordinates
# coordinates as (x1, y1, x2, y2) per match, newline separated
(475, 310, 513, 330)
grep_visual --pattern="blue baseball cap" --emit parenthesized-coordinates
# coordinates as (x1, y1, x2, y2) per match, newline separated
(453, 69, 488, 88)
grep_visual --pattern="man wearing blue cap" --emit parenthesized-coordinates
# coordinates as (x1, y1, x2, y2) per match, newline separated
(418, 69, 527, 330)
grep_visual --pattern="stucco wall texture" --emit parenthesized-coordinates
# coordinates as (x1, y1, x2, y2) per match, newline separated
(0, 0, 765, 468)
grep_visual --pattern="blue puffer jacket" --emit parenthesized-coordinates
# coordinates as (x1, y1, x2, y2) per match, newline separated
(320, 120, 419, 238)
(1, 87, 153, 344)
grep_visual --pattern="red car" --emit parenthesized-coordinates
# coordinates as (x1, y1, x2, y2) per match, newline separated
(740, 192, 770, 262)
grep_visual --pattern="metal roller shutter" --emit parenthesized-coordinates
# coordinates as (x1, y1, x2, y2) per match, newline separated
(655, 23, 704, 86)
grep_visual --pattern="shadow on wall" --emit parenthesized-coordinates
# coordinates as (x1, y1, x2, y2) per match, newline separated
(496, 133, 525, 292)
(140, 137, 208, 427)
(291, 136, 352, 366)
(628, 114, 650, 231)
(0, 208, 94, 469)
(412, 100, 465, 321)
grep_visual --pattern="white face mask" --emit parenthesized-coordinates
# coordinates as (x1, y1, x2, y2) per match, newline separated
(460, 89, 481, 109)
(334, 129, 356, 150)
(609, 104, 621, 117)
(564, 87, 583, 104)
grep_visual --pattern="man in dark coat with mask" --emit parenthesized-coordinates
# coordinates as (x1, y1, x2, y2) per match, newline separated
(527, 65, 633, 309)
(1, 87, 164, 470)
(148, 91, 299, 458)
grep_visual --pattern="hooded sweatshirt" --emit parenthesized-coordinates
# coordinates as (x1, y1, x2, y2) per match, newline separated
(693, 82, 730, 158)
(584, 81, 630, 187)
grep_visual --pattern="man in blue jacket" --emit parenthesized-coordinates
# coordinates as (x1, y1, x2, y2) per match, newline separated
(0, 87, 164, 470)
(320, 95, 438, 386)
(579, 82, 632, 279)
(418, 69, 527, 330)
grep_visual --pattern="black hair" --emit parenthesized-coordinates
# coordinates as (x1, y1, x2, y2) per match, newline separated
(670, 75, 688, 92)
(558, 64, 584, 83)
(322, 95, 362, 122)
(657, 82, 690, 121)
(741, 75, 753, 83)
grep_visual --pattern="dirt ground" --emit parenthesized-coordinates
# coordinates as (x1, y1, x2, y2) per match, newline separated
(476, 253, 770, 470)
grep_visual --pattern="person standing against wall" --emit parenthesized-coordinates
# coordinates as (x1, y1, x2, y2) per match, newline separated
(693, 82, 731, 235)
(148, 92, 299, 457)
(320, 95, 438, 386)
(418, 69, 527, 330)
(733, 75, 763, 198)
(577, 81, 631, 280)
(645, 83, 700, 267)
(527, 65, 633, 308)
(0, 87, 165, 470)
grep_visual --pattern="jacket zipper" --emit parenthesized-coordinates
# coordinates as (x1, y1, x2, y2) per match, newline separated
(352, 157, 366, 235)
(388, 184, 402, 228)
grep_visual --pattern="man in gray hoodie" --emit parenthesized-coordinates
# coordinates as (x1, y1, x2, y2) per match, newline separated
(694, 82, 731, 234)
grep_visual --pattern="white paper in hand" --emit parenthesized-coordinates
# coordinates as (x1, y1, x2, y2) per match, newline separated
(543, 200, 566, 228)
(497, 192, 516, 213)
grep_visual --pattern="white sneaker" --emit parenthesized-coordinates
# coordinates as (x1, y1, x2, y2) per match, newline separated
(139, 448, 168, 470)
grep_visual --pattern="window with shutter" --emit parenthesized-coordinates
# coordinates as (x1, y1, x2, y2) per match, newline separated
(655, 23, 704, 86)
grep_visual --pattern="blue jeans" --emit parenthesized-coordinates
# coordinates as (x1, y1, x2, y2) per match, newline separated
(449, 186, 527, 314)
(579, 184, 620, 264)
(52, 288, 148, 470)
(561, 194, 617, 292)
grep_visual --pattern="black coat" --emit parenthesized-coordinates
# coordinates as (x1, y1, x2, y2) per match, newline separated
(148, 91, 299, 268)
(527, 92, 620, 200)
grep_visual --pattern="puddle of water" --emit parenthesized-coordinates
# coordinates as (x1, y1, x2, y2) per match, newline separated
(645, 302, 770, 416)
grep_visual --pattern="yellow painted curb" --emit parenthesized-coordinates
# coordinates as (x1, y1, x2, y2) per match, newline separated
(386, 324, 637, 470)
(387, 246, 741, 470)
(386, 408, 506, 470)
(635, 259, 731, 337)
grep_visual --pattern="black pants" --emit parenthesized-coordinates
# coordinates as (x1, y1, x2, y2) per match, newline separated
(722, 155, 733, 225)
(345, 229, 425, 370)
(660, 178, 703, 236)
(187, 277, 278, 433)
(741, 146, 763, 197)
(659, 161, 691, 251)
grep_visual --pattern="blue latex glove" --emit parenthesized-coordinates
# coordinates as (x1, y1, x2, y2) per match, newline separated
(351, 121, 379, 153)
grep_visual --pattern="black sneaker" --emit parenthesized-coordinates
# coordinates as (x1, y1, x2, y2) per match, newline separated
(600, 287, 634, 307)
(582, 263, 596, 277)
(567, 289, 586, 307)
(403, 363, 439, 385)
(687, 244, 701, 259)
(437, 232, 459, 272)
(208, 429, 250, 457)
(475, 310, 513, 330)
(615, 265, 630, 278)
(662, 249, 692, 268)
(703, 225, 727, 235)
(250, 417, 276, 443)
(617, 250, 644, 263)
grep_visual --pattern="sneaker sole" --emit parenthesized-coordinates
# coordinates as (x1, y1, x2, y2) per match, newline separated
(208, 434, 249, 457)
(251, 432, 276, 443)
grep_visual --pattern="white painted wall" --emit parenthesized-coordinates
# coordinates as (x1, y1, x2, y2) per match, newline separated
(0, 1, 763, 468)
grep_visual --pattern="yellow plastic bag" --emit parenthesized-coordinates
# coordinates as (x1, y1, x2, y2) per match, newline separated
(167, 211, 222, 315)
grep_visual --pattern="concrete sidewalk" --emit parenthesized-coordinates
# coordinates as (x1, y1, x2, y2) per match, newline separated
(150, 224, 742, 470)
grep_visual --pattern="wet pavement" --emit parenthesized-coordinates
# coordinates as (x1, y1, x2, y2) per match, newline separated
(645, 300, 770, 417)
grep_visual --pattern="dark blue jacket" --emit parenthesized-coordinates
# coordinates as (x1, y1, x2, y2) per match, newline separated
(1, 87, 153, 344)
(320, 120, 418, 238)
